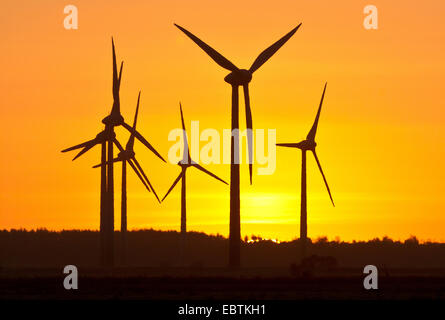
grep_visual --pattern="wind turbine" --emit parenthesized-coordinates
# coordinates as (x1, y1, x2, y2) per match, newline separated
(93, 91, 161, 265)
(175, 23, 301, 267)
(61, 38, 165, 267)
(162, 103, 228, 265)
(276, 83, 334, 260)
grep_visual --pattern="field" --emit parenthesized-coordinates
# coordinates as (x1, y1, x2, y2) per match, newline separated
(1, 230, 445, 300)
(2, 267, 445, 300)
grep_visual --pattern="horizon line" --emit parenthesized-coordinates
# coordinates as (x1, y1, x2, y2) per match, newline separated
(1, 227, 440, 245)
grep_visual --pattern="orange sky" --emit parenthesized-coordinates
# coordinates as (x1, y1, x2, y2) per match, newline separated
(1, 0, 444, 242)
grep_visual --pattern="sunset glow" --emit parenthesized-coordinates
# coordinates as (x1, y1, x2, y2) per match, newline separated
(1, 0, 444, 242)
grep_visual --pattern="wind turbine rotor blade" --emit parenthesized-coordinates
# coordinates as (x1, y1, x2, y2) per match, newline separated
(243, 84, 253, 185)
(126, 92, 141, 151)
(179, 102, 190, 162)
(122, 122, 166, 162)
(249, 23, 302, 73)
(126, 158, 151, 193)
(72, 141, 97, 161)
(161, 170, 185, 202)
(112, 37, 119, 100)
(276, 143, 300, 148)
(118, 61, 124, 89)
(132, 157, 160, 203)
(133, 91, 141, 130)
(179, 102, 186, 132)
(192, 163, 228, 185)
(61, 138, 96, 153)
(307, 82, 327, 141)
(174, 24, 239, 72)
(113, 138, 125, 153)
(92, 157, 121, 168)
(312, 149, 335, 207)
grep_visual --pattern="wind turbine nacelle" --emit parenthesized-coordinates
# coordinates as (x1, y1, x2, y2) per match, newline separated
(96, 130, 116, 143)
(299, 140, 317, 150)
(224, 69, 252, 86)
(118, 149, 135, 160)
(102, 112, 124, 126)
(178, 159, 191, 167)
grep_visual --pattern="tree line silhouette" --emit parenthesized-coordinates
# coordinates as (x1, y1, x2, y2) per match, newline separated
(2, 229, 444, 271)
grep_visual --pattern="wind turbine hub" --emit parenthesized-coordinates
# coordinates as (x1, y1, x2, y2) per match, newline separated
(224, 69, 252, 86)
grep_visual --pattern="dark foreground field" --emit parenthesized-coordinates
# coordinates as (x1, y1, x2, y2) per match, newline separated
(2, 230, 445, 300)
(1, 267, 445, 300)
